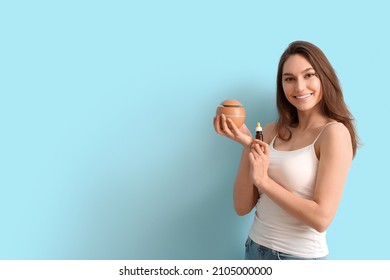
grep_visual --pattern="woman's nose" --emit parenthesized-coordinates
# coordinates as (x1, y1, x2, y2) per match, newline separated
(296, 78, 306, 92)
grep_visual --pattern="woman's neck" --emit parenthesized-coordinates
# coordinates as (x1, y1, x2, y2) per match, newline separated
(296, 108, 330, 132)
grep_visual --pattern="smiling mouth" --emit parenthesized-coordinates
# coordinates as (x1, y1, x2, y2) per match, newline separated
(295, 93, 313, 99)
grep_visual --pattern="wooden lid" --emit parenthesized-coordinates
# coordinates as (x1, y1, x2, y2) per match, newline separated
(220, 99, 243, 107)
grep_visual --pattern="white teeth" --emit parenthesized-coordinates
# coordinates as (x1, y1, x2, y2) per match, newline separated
(296, 93, 312, 99)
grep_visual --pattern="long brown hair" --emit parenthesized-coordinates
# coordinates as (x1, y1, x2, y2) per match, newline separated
(275, 41, 359, 157)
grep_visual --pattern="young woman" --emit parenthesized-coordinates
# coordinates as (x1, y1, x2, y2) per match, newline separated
(213, 41, 358, 260)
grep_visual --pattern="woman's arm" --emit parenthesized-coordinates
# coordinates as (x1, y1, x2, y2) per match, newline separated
(234, 122, 276, 215)
(249, 123, 352, 232)
(233, 146, 259, 215)
(213, 115, 276, 216)
(213, 114, 255, 215)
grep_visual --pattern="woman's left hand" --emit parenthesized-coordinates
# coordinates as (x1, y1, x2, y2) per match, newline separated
(248, 139, 270, 191)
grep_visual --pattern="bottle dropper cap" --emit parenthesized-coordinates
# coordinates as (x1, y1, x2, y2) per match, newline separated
(256, 122, 262, 132)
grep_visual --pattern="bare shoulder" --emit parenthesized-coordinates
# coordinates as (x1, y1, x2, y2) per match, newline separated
(263, 122, 277, 144)
(318, 122, 352, 159)
(321, 122, 351, 142)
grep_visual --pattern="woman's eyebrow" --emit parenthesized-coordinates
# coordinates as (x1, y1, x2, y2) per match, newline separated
(283, 67, 314, 76)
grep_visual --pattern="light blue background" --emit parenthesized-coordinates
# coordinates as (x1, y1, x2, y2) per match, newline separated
(1, 0, 389, 259)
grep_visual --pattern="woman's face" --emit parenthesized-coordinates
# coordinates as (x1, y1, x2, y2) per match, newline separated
(282, 54, 322, 112)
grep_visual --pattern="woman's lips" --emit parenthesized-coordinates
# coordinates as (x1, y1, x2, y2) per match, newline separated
(295, 93, 313, 99)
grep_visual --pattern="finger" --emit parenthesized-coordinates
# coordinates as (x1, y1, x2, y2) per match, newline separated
(248, 152, 255, 164)
(252, 143, 263, 155)
(253, 139, 266, 145)
(227, 118, 244, 140)
(227, 118, 239, 134)
(250, 146, 261, 161)
(253, 140, 268, 154)
(214, 115, 222, 134)
(215, 115, 228, 136)
(220, 114, 234, 137)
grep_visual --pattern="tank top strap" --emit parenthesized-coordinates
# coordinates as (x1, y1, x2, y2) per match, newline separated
(313, 121, 339, 144)
(270, 134, 278, 147)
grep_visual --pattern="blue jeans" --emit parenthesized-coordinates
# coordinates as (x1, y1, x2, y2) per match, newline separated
(244, 237, 328, 260)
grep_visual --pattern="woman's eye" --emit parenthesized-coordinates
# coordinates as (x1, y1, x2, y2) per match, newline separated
(306, 73, 315, 78)
(284, 77, 294, 82)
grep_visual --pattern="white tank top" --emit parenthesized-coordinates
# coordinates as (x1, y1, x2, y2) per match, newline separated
(248, 122, 338, 258)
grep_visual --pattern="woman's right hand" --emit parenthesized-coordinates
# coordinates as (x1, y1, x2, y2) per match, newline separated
(213, 114, 253, 147)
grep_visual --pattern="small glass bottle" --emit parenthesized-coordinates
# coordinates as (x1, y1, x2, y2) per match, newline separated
(255, 122, 263, 141)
